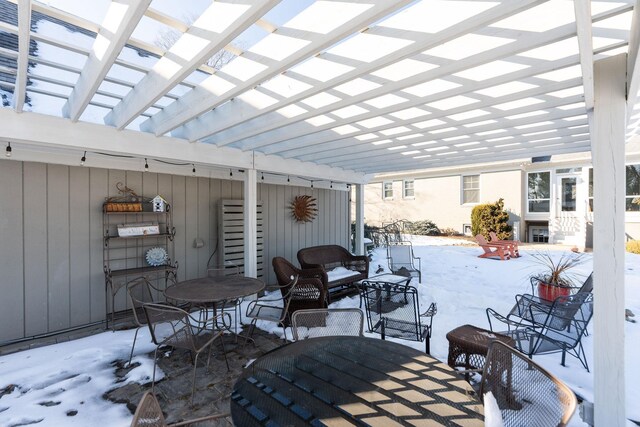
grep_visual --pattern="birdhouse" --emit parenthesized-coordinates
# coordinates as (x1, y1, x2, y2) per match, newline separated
(152, 195, 167, 212)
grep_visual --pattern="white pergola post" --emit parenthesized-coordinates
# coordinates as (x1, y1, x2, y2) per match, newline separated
(244, 169, 258, 278)
(592, 53, 626, 426)
(354, 184, 365, 256)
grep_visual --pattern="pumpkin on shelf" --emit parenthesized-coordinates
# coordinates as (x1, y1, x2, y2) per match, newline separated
(290, 195, 318, 223)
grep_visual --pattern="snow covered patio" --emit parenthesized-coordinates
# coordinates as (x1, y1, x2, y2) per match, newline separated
(0, 238, 638, 426)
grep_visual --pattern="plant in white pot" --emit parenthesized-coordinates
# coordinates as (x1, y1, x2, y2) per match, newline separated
(530, 252, 586, 301)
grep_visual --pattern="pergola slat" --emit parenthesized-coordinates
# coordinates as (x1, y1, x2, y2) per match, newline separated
(12, 0, 31, 112)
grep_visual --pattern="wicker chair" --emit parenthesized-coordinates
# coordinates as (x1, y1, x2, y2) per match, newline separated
(361, 280, 437, 353)
(272, 257, 327, 320)
(130, 391, 230, 426)
(143, 303, 228, 403)
(480, 341, 577, 427)
(291, 308, 364, 340)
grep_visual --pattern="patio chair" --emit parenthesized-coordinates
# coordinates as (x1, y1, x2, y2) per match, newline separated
(386, 241, 422, 282)
(475, 234, 510, 260)
(488, 292, 593, 371)
(480, 341, 577, 427)
(291, 308, 364, 340)
(489, 231, 520, 257)
(272, 257, 327, 319)
(126, 277, 185, 367)
(130, 391, 230, 426)
(143, 303, 229, 403)
(206, 263, 242, 334)
(361, 280, 437, 353)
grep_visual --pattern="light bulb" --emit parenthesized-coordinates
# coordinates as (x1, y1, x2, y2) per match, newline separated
(144, 158, 149, 171)
(5, 143, 11, 158)
(80, 151, 86, 166)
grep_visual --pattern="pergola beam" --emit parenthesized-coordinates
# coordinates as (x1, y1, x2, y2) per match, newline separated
(13, 0, 31, 112)
(627, 0, 640, 115)
(62, 0, 150, 122)
(105, 0, 280, 130)
(146, 0, 416, 136)
(574, 0, 594, 111)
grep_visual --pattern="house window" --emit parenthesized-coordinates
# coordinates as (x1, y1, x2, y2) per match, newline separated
(462, 175, 479, 204)
(527, 172, 550, 212)
(383, 181, 393, 200)
(531, 227, 549, 243)
(627, 164, 640, 211)
(588, 168, 593, 212)
(403, 180, 415, 198)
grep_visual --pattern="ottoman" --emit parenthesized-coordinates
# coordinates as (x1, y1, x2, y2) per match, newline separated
(446, 324, 515, 373)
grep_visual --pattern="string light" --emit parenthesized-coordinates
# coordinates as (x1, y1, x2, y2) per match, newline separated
(330, 181, 333, 189)
(144, 158, 149, 172)
(287, 175, 290, 183)
(230, 169, 233, 177)
(192, 164, 196, 175)
(310, 180, 313, 188)
(261, 172, 264, 181)
(5, 142, 12, 158)
(80, 151, 86, 166)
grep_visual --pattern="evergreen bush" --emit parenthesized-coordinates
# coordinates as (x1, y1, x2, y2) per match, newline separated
(407, 220, 440, 236)
(626, 240, 640, 254)
(470, 198, 512, 239)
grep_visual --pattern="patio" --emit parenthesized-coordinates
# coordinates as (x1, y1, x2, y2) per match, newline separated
(0, 239, 637, 426)
(0, 0, 638, 425)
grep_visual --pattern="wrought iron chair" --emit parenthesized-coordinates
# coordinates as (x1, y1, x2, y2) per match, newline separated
(361, 280, 437, 353)
(488, 292, 593, 371)
(130, 391, 230, 426)
(143, 303, 229, 403)
(126, 277, 186, 367)
(206, 263, 242, 333)
(386, 241, 422, 282)
(480, 341, 577, 427)
(291, 308, 364, 340)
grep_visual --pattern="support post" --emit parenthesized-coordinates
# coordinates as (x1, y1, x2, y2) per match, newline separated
(592, 53, 626, 427)
(354, 184, 365, 256)
(244, 169, 258, 278)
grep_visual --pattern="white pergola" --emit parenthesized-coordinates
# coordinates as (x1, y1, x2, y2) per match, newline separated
(0, 0, 636, 424)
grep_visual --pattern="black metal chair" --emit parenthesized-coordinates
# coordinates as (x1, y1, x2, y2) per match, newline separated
(245, 275, 300, 342)
(480, 341, 577, 427)
(143, 303, 229, 403)
(488, 292, 593, 371)
(361, 280, 436, 353)
(386, 241, 422, 282)
(206, 263, 242, 334)
(291, 308, 364, 340)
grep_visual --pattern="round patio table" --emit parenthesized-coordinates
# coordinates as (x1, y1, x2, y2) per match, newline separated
(164, 276, 265, 305)
(231, 336, 484, 426)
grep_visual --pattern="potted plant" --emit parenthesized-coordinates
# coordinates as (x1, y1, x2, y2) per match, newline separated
(530, 252, 586, 301)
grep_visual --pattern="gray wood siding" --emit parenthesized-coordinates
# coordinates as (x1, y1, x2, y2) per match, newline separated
(0, 160, 349, 342)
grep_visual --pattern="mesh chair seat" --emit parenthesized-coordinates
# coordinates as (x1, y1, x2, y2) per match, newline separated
(480, 341, 577, 427)
(291, 308, 364, 340)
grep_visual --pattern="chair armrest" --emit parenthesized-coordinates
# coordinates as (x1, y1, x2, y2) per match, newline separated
(299, 266, 328, 284)
(486, 307, 527, 332)
(420, 302, 437, 318)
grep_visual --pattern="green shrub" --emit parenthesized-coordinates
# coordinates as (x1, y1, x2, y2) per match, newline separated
(407, 220, 440, 236)
(439, 227, 462, 236)
(471, 198, 512, 239)
(626, 240, 640, 254)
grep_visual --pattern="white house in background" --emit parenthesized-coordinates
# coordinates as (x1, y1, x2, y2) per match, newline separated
(360, 141, 640, 248)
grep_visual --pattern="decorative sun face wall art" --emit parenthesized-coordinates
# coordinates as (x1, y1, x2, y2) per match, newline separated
(290, 195, 318, 223)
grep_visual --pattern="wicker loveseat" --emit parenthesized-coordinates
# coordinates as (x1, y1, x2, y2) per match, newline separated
(297, 245, 369, 301)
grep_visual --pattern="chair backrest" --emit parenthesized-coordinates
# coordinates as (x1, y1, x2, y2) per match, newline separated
(127, 277, 159, 327)
(475, 234, 494, 252)
(272, 257, 301, 287)
(291, 308, 364, 340)
(361, 280, 424, 342)
(143, 303, 194, 350)
(130, 391, 167, 427)
(577, 273, 593, 294)
(530, 292, 593, 352)
(387, 242, 415, 267)
(297, 245, 352, 269)
(480, 341, 577, 427)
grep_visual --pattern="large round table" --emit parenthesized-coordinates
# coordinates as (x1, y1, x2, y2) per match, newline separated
(164, 276, 265, 305)
(231, 336, 484, 426)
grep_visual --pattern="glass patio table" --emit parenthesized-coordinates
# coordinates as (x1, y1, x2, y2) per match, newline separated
(231, 336, 484, 426)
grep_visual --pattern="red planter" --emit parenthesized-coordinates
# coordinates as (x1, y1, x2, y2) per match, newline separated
(537, 283, 571, 302)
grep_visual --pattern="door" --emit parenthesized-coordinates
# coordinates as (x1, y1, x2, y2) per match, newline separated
(557, 176, 578, 215)
(553, 174, 581, 244)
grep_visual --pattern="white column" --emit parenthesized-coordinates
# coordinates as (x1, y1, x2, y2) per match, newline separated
(592, 53, 626, 426)
(354, 184, 365, 255)
(244, 169, 258, 278)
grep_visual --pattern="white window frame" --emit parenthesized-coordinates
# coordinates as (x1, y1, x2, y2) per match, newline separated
(403, 179, 415, 199)
(526, 170, 551, 214)
(461, 174, 480, 205)
(382, 181, 394, 200)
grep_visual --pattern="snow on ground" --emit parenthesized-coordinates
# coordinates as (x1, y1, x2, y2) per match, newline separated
(0, 237, 638, 426)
